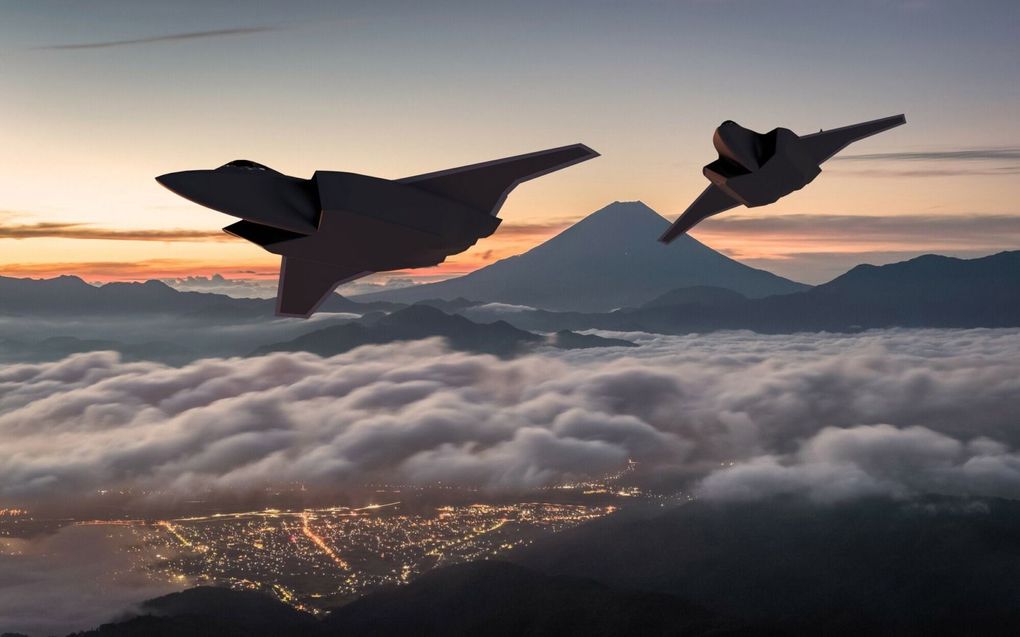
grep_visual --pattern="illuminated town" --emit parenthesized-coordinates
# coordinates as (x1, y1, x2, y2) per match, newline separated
(0, 464, 676, 614)
(139, 501, 613, 612)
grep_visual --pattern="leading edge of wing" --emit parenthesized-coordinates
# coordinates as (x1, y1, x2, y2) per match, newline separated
(800, 114, 907, 164)
(397, 144, 599, 216)
(659, 185, 740, 244)
(275, 256, 371, 318)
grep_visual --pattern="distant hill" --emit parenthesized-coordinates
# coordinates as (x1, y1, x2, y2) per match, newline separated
(0, 336, 190, 364)
(477, 251, 1020, 334)
(0, 275, 397, 318)
(4, 247, 1018, 339)
(253, 305, 634, 357)
(354, 201, 807, 311)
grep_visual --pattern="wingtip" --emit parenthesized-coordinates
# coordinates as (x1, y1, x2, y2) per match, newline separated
(275, 310, 313, 319)
(658, 228, 681, 244)
(273, 295, 314, 319)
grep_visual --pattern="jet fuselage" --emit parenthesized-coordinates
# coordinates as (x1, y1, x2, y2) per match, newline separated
(157, 165, 499, 272)
(156, 144, 598, 316)
(703, 122, 821, 207)
(658, 114, 905, 244)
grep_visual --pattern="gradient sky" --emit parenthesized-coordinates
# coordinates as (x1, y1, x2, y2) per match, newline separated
(1, 0, 1018, 285)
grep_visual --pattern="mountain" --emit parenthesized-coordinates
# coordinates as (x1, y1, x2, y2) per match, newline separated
(353, 201, 807, 311)
(638, 285, 747, 310)
(473, 250, 1020, 334)
(637, 250, 1020, 333)
(516, 496, 1020, 636)
(70, 565, 762, 637)
(253, 305, 634, 357)
(69, 587, 320, 637)
(0, 275, 397, 318)
(781, 251, 1020, 329)
(322, 561, 757, 637)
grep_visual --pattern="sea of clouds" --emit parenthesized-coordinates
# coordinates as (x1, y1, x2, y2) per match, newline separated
(3, 328, 1020, 507)
(4, 328, 1020, 634)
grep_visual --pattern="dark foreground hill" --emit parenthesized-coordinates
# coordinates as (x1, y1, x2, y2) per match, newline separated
(355, 201, 807, 311)
(515, 496, 1020, 636)
(66, 587, 319, 637)
(322, 561, 760, 637)
(70, 564, 762, 637)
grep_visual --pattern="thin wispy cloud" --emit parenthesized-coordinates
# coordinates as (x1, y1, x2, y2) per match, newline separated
(694, 213, 1020, 282)
(35, 26, 281, 51)
(0, 259, 270, 281)
(698, 213, 1020, 241)
(830, 146, 1020, 177)
(0, 221, 227, 242)
(835, 147, 1020, 162)
(494, 218, 577, 238)
(833, 167, 1020, 178)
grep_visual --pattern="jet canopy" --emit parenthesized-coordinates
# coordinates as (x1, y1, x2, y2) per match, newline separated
(219, 159, 277, 172)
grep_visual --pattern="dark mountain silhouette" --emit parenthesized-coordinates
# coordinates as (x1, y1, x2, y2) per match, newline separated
(515, 496, 1020, 636)
(548, 329, 636, 349)
(322, 561, 761, 637)
(768, 250, 1020, 329)
(69, 586, 319, 637)
(482, 250, 1020, 334)
(0, 275, 397, 318)
(3, 249, 1018, 339)
(253, 305, 634, 357)
(629, 250, 1020, 333)
(69, 564, 766, 637)
(353, 201, 807, 311)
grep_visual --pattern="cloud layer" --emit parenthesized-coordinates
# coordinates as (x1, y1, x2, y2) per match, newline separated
(3, 329, 1020, 509)
(0, 525, 179, 635)
(36, 26, 281, 50)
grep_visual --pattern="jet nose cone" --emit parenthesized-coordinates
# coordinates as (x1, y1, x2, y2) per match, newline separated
(155, 170, 208, 197)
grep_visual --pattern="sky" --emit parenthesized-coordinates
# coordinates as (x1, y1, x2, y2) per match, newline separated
(1, 0, 1018, 285)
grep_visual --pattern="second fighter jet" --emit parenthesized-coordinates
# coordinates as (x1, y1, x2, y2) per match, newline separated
(660, 114, 906, 243)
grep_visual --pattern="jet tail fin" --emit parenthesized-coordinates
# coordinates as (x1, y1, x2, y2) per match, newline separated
(398, 144, 599, 216)
(800, 114, 906, 164)
(275, 257, 370, 318)
(659, 185, 740, 244)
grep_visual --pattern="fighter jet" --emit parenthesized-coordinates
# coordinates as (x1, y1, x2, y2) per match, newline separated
(659, 114, 906, 243)
(157, 145, 598, 317)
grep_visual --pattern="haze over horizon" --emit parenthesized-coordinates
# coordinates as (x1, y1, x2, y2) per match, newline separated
(2, 0, 1019, 286)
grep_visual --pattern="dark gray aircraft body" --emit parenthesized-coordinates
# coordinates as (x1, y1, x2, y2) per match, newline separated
(157, 145, 598, 317)
(660, 114, 906, 243)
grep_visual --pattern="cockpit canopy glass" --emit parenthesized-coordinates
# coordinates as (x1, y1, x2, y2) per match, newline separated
(220, 159, 273, 171)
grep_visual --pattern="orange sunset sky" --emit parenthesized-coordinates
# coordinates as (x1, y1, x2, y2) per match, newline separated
(2, 1, 1019, 288)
